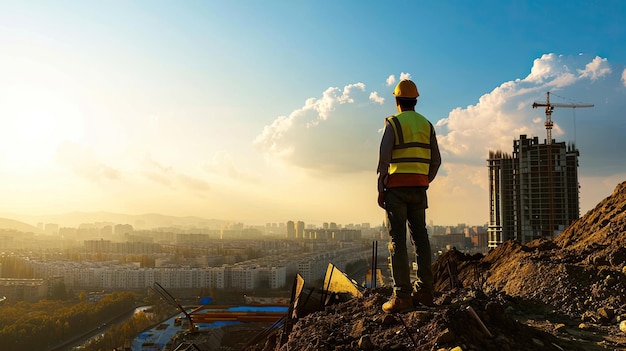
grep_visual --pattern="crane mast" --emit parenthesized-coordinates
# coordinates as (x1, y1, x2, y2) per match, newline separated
(532, 91, 594, 145)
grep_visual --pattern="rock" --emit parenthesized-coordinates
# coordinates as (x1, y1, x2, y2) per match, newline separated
(620, 320, 626, 333)
(609, 250, 625, 265)
(554, 323, 567, 332)
(581, 311, 595, 322)
(593, 256, 610, 266)
(597, 306, 615, 322)
(450, 347, 464, 351)
(376, 314, 397, 326)
(358, 335, 374, 350)
(435, 328, 456, 344)
(413, 311, 433, 322)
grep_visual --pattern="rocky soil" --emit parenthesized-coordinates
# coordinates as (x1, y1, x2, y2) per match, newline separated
(241, 181, 626, 351)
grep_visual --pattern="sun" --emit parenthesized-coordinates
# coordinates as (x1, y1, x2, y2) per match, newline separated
(1, 84, 85, 170)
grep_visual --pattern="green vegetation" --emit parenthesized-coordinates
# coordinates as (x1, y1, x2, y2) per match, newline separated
(0, 292, 138, 351)
(80, 311, 152, 351)
(79, 294, 177, 351)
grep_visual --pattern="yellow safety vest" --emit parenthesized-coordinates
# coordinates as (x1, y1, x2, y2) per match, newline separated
(386, 111, 432, 178)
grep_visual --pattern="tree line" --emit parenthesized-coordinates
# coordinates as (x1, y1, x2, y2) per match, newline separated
(0, 292, 139, 351)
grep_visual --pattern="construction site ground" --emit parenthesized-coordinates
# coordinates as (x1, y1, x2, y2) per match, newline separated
(235, 181, 626, 351)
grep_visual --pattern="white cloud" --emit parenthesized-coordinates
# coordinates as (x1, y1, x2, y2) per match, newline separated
(369, 91, 385, 104)
(255, 81, 388, 173)
(141, 153, 211, 193)
(549, 72, 578, 88)
(253, 57, 626, 225)
(253, 73, 421, 175)
(387, 73, 412, 86)
(430, 53, 626, 223)
(56, 141, 120, 182)
(141, 153, 175, 186)
(366, 54, 626, 225)
(435, 81, 536, 164)
(578, 56, 611, 80)
(526, 54, 557, 82)
(386, 75, 396, 86)
(435, 54, 623, 168)
(201, 150, 259, 183)
(256, 56, 625, 177)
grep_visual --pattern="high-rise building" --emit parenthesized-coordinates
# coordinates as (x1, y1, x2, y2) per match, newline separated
(296, 221, 305, 239)
(487, 135, 580, 248)
(286, 221, 295, 239)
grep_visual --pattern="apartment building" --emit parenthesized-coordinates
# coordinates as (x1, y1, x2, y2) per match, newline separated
(0, 278, 47, 302)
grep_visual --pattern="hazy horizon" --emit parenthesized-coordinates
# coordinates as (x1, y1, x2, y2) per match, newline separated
(0, 209, 480, 229)
(2, 2, 625, 228)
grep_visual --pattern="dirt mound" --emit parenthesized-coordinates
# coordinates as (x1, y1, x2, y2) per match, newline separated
(246, 286, 625, 351)
(450, 181, 626, 319)
(254, 288, 582, 351)
(556, 181, 626, 250)
(243, 181, 626, 351)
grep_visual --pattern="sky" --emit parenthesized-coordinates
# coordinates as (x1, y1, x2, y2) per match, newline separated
(1, 1, 626, 227)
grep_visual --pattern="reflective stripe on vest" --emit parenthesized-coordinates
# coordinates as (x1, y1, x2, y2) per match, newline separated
(387, 111, 432, 176)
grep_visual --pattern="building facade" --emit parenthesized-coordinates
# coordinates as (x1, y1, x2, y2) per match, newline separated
(0, 278, 47, 302)
(488, 135, 580, 248)
(286, 221, 295, 239)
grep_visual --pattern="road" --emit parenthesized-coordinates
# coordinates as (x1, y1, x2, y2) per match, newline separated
(47, 305, 150, 351)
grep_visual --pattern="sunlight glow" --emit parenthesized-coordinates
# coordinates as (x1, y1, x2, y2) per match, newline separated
(2, 84, 85, 170)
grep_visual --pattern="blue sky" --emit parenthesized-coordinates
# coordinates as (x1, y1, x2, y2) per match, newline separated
(1, 1, 625, 227)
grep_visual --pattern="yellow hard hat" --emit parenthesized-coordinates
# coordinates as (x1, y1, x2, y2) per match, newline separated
(393, 79, 419, 98)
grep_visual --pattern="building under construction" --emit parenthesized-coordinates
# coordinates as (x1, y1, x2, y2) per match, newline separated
(487, 134, 580, 248)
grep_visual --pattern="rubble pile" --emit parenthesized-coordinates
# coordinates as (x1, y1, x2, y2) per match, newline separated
(242, 181, 626, 351)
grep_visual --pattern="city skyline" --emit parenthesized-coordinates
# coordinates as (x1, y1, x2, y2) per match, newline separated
(2, 2, 626, 227)
(1, 210, 487, 233)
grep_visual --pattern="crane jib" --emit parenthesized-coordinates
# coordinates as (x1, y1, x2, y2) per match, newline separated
(531, 91, 594, 145)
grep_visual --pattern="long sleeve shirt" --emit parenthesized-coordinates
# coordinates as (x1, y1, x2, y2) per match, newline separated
(377, 119, 441, 193)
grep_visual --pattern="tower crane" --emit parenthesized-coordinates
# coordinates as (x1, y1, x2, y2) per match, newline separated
(532, 91, 594, 144)
(530, 92, 593, 240)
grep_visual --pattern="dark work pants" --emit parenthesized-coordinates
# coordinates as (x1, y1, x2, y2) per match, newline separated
(384, 187, 434, 298)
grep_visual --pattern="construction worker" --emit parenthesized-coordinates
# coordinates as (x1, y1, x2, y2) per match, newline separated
(377, 79, 441, 313)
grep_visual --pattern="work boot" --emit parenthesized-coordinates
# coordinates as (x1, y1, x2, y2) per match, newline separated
(382, 295, 413, 313)
(411, 289, 434, 307)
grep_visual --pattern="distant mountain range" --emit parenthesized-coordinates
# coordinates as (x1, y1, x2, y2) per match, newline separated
(0, 218, 43, 233)
(0, 212, 230, 230)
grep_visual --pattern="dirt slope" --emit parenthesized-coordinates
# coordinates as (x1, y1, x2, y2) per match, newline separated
(457, 181, 626, 318)
(242, 181, 626, 351)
